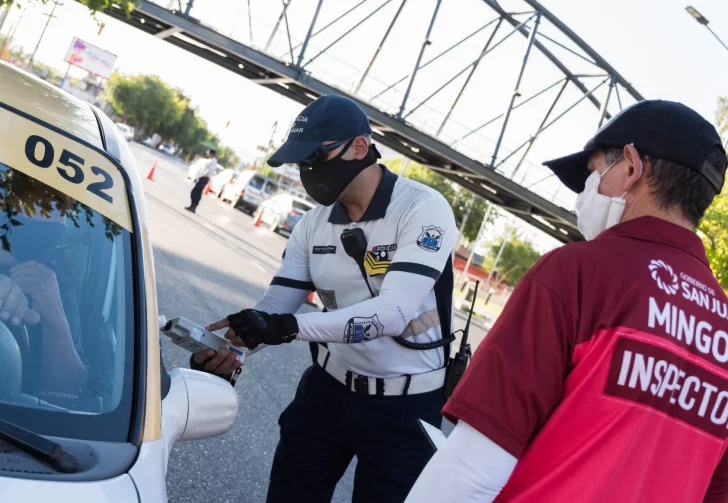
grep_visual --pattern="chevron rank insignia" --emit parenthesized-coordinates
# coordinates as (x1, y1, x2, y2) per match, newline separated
(364, 244, 397, 276)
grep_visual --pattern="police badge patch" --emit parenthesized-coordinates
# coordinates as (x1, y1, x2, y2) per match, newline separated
(344, 315, 384, 343)
(417, 225, 444, 252)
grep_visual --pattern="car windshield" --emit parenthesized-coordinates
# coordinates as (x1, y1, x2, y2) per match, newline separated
(292, 200, 313, 212)
(0, 112, 135, 443)
(263, 183, 278, 196)
(248, 176, 264, 190)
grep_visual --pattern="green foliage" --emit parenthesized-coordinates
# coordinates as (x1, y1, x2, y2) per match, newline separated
(698, 188, 728, 293)
(105, 73, 239, 164)
(106, 74, 183, 136)
(216, 145, 240, 169)
(485, 234, 541, 286)
(717, 97, 728, 138)
(382, 157, 493, 242)
(0, 0, 137, 15)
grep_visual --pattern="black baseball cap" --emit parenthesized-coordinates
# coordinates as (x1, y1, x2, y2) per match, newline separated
(268, 95, 373, 167)
(543, 100, 726, 193)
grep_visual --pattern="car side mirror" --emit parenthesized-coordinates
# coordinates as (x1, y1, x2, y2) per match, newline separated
(162, 368, 238, 455)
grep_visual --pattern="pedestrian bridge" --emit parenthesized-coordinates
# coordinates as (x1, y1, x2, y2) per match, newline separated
(105, 0, 643, 244)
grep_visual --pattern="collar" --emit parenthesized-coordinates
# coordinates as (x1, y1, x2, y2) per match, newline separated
(597, 216, 709, 266)
(328, 165, 398, 224)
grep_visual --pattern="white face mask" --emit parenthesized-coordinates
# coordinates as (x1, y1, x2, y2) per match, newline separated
(575, 155, 642, 240)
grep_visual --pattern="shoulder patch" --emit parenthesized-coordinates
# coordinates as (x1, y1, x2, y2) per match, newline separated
(417, 225, 444, 252)
(344, 315, 384, 343)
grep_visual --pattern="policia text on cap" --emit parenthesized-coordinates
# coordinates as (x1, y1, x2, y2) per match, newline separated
(190, 95, 458, 502)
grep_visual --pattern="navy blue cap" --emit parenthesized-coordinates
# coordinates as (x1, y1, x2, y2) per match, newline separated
(543, 100, 726, 194)
(268, 95, 373, 167)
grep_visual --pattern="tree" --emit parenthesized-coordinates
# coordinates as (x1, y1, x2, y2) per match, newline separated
(382, 157, 493, 243)
(105, 74, 183, 138)
(105, 73, 240, 164)
(484, 234, 541, 286)
(698, 188, 728, 293)
(0, 0, 137, 16)
(704, 96, 728, 294)
(216, 145, 240, 169)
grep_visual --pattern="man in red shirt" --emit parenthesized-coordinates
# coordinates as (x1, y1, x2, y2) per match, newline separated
(406, 100, 728, 502)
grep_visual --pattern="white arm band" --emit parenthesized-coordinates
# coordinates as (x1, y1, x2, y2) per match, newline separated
(405, 421, 518, 503)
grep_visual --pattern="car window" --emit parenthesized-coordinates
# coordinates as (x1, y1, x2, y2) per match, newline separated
(292, 200, 313, 212)
(0, 107, 135, 443)
(248, 175, 266, 190)
(263, 182, 278, 196)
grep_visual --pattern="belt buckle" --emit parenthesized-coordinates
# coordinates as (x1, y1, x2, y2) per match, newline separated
(353, 375, 369, 394)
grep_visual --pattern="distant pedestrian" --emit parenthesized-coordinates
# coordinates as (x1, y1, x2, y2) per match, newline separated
(185, 149, 217, 213)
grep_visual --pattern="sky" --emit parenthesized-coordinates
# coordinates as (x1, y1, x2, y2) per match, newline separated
(2, 0, 727, 252)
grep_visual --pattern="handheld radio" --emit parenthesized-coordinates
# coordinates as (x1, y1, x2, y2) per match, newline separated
(443, 280, 479, 399)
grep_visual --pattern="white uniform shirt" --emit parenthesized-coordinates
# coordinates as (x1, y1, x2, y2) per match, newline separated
(255, 166, 457, 378)
(196, 157, 217, 180)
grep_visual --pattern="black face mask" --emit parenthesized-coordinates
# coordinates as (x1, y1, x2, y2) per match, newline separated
(299, 143, 381, 206)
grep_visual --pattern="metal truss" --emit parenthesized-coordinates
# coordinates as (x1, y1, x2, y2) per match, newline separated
(103, 0, 644, 243)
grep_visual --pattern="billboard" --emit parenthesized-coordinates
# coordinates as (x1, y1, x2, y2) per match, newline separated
(63, 37, 118, 80)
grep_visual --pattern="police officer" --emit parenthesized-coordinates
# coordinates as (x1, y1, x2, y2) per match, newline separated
(406, 100, 728, 502)
(185, 149, 217, 213)
(192, 95, 457, 502)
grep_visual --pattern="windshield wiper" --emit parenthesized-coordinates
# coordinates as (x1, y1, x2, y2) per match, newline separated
(0, 418, 79, 473)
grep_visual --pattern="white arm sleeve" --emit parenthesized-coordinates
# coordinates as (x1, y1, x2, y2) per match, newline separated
(253, 285, 309, 314)
(295, 271, 434, 343)
(295, 192, 457, 344)
(405, 421, 518, 503)
(243, 220, 312, 355)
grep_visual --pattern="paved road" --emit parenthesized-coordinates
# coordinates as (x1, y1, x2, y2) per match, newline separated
(131, 144, 484, 503)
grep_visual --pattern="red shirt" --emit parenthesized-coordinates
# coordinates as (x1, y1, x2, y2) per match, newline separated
(444, 217, 728, 502)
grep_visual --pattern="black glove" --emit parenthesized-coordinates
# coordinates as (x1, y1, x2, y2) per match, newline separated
(226, 309, 298, 349)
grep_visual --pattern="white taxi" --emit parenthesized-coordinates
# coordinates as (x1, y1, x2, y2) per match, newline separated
(0, 62, 238, 501)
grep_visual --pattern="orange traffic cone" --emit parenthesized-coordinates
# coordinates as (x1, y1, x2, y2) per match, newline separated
(253, 209, 263, 226)
(146, 160, 157, 180)
(204, 180, 212, 195)
(306, 292, 315, 305)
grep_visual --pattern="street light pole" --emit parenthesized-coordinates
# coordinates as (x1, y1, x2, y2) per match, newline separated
(0, 2, 28, 61)
(27, 0, 61, 70)
(456, 203, 494, 286)
(706, 24, 728, 52)
(686, 6, 728, 52)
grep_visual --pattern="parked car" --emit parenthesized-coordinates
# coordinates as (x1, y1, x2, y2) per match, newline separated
(0, 61, 238, 502)
(254, 193, 316, 235)
(209, 168, 235, 196)
(159, 143, 175, 156)
(219, 171, 279, 213)
(114, 122, 135, 141)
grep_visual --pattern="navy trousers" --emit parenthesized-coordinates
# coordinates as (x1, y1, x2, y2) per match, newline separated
(189, 176, 209, 210)
(267, 364, 444, 503)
